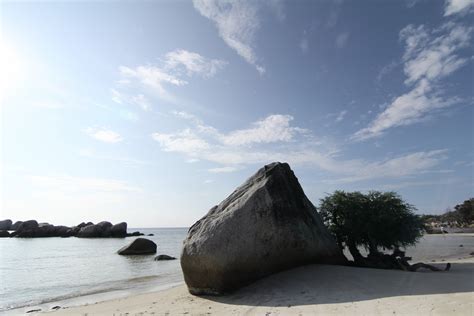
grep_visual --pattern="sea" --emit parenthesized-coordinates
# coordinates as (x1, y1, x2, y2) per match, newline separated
(0, 228, 188, 313)
(0, 229, 473, 313)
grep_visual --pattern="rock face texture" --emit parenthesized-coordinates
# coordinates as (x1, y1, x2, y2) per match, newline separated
(110, 222, 127, 237)
(181, 162, 346, 295)
(0, 219, 12, 231)
(77, 221, 113, 238)
(11, 221, 23, 230)
(117, 238, 157, 255)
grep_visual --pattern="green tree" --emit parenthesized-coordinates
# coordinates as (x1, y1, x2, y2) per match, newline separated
(454, 198, 474, 226)
(318, 190, 424, 262)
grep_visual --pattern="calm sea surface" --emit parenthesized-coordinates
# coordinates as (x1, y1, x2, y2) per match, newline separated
(0, 230, 472, 312)
(0, 228, 188, 312)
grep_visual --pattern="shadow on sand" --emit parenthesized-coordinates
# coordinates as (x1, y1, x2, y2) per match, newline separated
(201, 261, 474, 307)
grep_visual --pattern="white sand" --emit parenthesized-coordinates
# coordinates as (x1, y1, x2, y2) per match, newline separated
(36, 257, 473, 315)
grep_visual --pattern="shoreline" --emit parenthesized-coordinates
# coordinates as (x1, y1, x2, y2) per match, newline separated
(4, 234, 472, 315)
(9, 255, 472, 315)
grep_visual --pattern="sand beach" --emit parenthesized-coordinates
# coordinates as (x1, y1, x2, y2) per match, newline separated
(36, 257, 473, 316)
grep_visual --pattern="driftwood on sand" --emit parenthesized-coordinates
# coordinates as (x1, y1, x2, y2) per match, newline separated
(350, 248, 451, 272)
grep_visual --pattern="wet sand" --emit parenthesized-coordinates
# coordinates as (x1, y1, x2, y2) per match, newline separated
(37, 257, 473, 315)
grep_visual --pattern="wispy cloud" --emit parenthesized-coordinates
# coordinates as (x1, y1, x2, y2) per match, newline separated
(335, 110, 347, 122)
(444, 0, 474, 16)
(78, 149, 150, 165)
(131, 94, 151, 111)
(193, 0, 265, 74)
(85, 127, 123, 143)
(299, 37, 309, 54)
(118, 49, 226, 103)
(208, 166, 239, 173)
(376, 60, 399, 83)
(164, 49, 227, 78)
(335, 32, 350, 49)
(353, 22, 472, 141)
(31, 175, 140, 193)
(220, 115, 308, 146)
(151, 111, 447, 181)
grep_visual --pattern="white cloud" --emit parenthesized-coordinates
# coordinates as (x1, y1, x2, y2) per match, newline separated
(352, 80, 460, 140)
(152, 129, 210, 154)
(119, 65, 187, 101)
(330, 149, 448, 183)
(165, 49, 227, 78)
(444, 0, 474, 16)
(335, 32, 350, 49)
(193, 0, 265, 74)
(86, 127, 123, 143)
(353, 22, 472, 141)
(208, 166, 239, 173)
(151, 112, 447, 182)
(220, 114, 307, 146)
(117, 49, 226, 103)
(401, 23, 471, 85)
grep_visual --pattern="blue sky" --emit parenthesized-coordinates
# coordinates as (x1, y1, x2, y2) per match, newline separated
(1, 0, 473, 227)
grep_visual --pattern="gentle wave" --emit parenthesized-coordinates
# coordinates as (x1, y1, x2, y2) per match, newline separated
(1, 275, 167, 311)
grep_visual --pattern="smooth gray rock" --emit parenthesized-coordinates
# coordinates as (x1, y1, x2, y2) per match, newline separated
(0, 219, 12, 231)
(110, 222, 127, 237)
(181, 162, 346, 295)
(77, 224, 102, 238)
(155, 254, 176, 261)
(117, 238, 157, 255)
(11, 221, 23, 230)
(17, 220, 38, 232)
(77, 221, 113, 238)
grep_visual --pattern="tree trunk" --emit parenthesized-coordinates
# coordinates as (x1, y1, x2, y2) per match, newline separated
(347, 241, 363, 262)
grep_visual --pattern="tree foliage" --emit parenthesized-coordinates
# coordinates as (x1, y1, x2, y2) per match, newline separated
(318, 190, 424, 260)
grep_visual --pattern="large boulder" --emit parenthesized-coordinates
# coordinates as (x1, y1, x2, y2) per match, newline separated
(77, 224, 102, 238)
(117, 238, 157, 255)
(11, 221, 23, 230)
(0, 231, 10, 237)
(77, 221, 112, 238)
(17, 220, 38, 232)
(110, 222, 127, 237)
(0, 219, 12, 231)
(181, 162, 346, 295)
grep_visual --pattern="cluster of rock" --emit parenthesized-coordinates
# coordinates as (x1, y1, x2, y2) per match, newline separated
(0, 219, 144, 238)
(181, 162, 346, 295)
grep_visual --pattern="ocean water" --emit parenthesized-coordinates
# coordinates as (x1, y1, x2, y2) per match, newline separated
(0, 230, 472, 313)
(0, 227, 188, 312)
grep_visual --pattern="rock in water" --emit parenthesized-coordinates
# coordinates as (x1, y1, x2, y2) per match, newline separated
(117, 238, 157, 255)
(155, 254, 176, 261)
(181, 162, 346, 295)
(0, 219, 12, 231)
(11, 221, 23, 230)
(110, 222, 127, 237)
